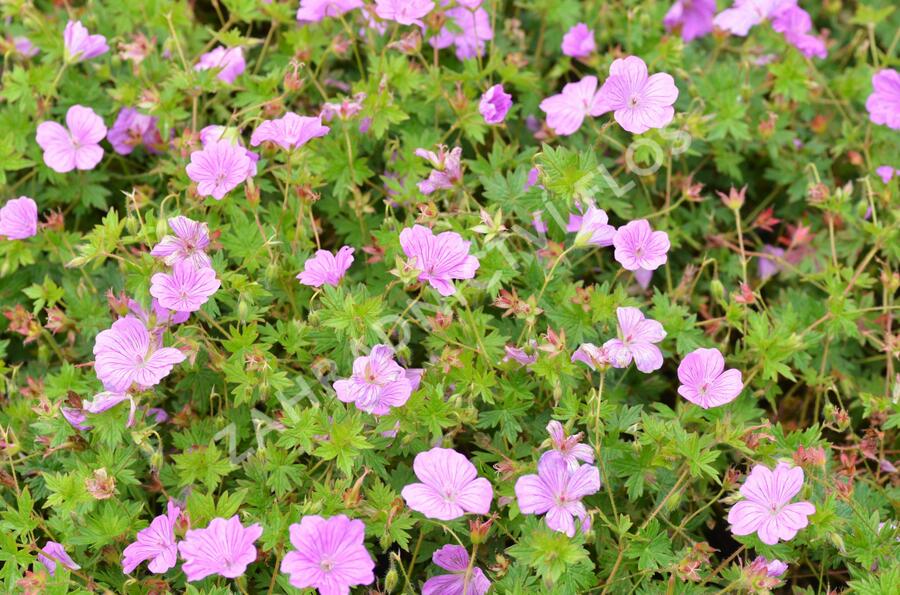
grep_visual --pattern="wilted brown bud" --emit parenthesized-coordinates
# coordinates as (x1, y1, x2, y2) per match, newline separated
(85, 468, 117, 500)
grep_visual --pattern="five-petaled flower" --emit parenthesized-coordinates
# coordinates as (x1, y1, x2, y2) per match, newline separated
(728, 462, 816, 545)
(402, 447, 493, 520)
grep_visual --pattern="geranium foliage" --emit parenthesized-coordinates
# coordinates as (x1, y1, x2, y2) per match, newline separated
(0, 0, 898, 593)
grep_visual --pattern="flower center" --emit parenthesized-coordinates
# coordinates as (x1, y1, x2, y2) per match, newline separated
(629, 95, 640, 108)
(442, 487, 458, 503)
(319, 557, 335, 572)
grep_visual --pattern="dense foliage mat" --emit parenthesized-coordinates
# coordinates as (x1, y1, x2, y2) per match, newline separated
(1, 0, 899, 593)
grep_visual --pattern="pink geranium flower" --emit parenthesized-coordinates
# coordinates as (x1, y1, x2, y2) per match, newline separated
(664, 0, 716, 42)
(63, 20, 108, 62)
(333, 344, 423, 415)
(178, 516, 263, 581)
(400, 224, 480, 296)
(38, 541, 80, 576)
(876, 165, 896, 184)
(250, 113, 331, 150)
(296, 0, 363, 23)
(503, 343, 538, 367)
(194, 46, 245, 84)
(613, 219, 670, 271)
(0, 197, 38, 240)
(14, 36, 39, 58)
(539, 76, 604, 136)
(677, 347, 743, 409)
(185, 140, 252, 200)
(567, 205, 616, 247)
(200, 125, 259, 177)
(561, 23, 595, 58)
(572, 343, 618, 370)
(479, 84, 513, 125)
(36, 105, 107, 173)
(515, 453, 600, 536)
(866, 69, 900, 130)
(544, 420, 594, 471)
(150, 216, 212, 269)
(107, 108, 162, 155)
(713, 0, 776, 36)
(297, 246, 355, 288)
(771, 4, 826, 59)
(280, 515, 375, 595)
(593, 56, 679, 134)
(603, 307, 666, 373)
(93, 316, 186, 392)
(727, 463, 816, 545)
(422, 544, 491, 595)
(150, 261, 221, 313)
(415, 145, 463, 194)
(375, 0, 434, 26)
(401, 447, 493, 520)
(429, 5, 493, 60)
(122, 501, 181, 574)
(82, 391, 137, 427)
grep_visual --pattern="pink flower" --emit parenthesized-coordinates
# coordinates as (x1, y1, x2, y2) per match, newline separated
(876, 165, 896, 184)
(297, 246, 355, 288)
(751, 556, 788, 577)
(93, 316, 186, 392)
(0, 197, 38, 240)
(771, 4, 826, 59)
(429, 5, 493, 60)
(422, 544, 491, 595)
(122, 501, 181, 574)
(36, 105, 107, 173)
(401, 447, 493, 520)
(603, 307, 666, 373)
(613, 219, 670, 271)
(593, 56, 679, 134)
(200, 125, 259, 177)
(280, 515, 375, 595)
(479, 84, 513, 124)
(63, 20, 108, 62)
(514, 453, 600, 536)
(333, 344, 423, 415)
(375, 0, 434, 26)
(400, 225, 480, 296)
(150, 261, 221, 313)
(38, 541, 80, 576)
(677, 348, 743, 409)
(544, 420, 594, 471)
(250, 113, 331, 150)
(185, 140, 252, 200)
(571, 343, 615, 370)
(539, 76, 604, 136)
(567, 205, 616, 247)
(866, 69, 900, 130)
(14, 36, 39, 58)
(727, 463, 815, 545)
(664, 0, 716, 42)
(503, 343, 537, 367)
(758, 244, 785, 279)
(194, 46, 245, 84)
(713, 0, 776, 36)
(296, 0, 363, 23)
(634, 268, 653, 289)
(62, 406, 91, 431)
(82, 391, 137, 427)
(415, 145, 463, 194)
(178, 516, 263, 581)
(561, 23, 595, 58)
(107, 108, 162, 155)
(150, 216, 212, 269)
